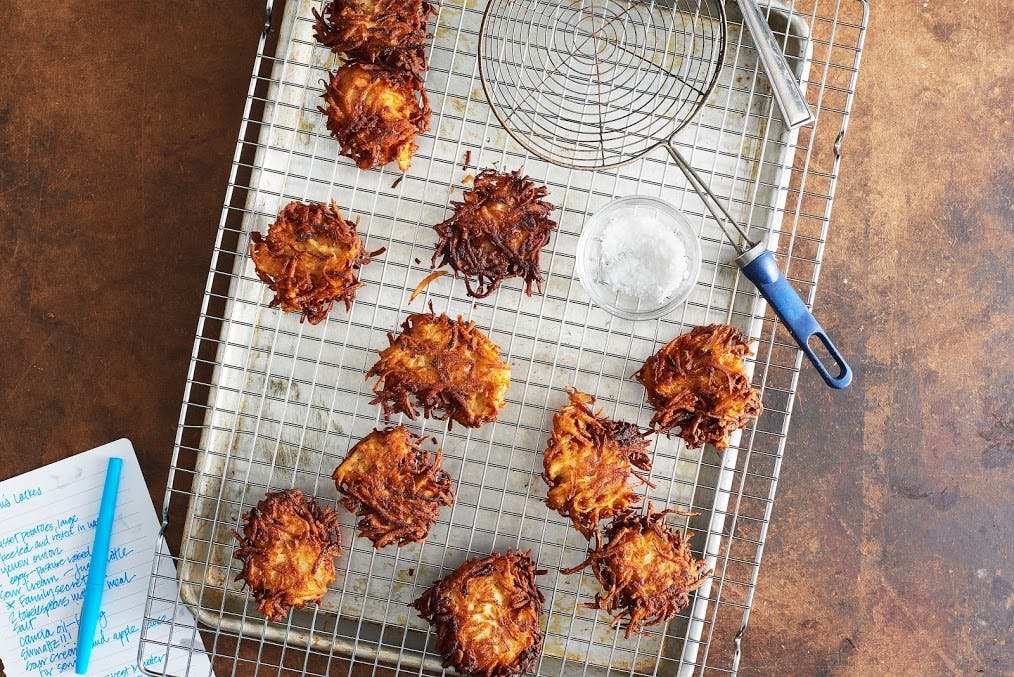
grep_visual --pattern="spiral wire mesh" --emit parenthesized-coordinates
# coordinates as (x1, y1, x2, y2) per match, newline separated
(480, 0, 725, 169)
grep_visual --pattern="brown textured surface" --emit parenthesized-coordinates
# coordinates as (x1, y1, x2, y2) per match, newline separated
(744, 3, 1013, 674)
(0, 2, 1010, 676)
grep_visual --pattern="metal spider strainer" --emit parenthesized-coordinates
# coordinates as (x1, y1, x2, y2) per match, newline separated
(478, 0, 851, 388)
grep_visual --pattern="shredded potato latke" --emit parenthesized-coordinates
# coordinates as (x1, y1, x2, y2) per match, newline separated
(634, 323, 763, 449)
(563, 505, 712, 638)
(313, 0, 433, 74)
(319, 62, 430, 172)
(366, 312, 511, 428)
(432, 168, 557, 299)
(332, 426, 454, 548)
(233, 489, 343, 622)
(543, 389, 653, 539)
(414, 550, 545, 677)
(250, 200, 377, 324)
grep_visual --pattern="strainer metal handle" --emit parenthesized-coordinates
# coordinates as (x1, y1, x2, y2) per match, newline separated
(666, 143, 852, 389)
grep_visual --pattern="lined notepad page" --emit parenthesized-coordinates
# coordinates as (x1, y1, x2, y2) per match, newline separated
(0, 439, 211, 676)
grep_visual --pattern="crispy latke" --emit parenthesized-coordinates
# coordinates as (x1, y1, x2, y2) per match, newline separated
(632, 323, 763, 450)
(331, 426, 455, 548)
(542, 389, 653, 539)
(432, 169, 557, 298)
(413, 550, 545, 677)
(313, 0, 433, 74)
(250, 200, 378, 324)
(233, 489, 343, 621)
(366, 312, 511, 428)
(562, 506, 711, 638)
(319, 62, 430, 172)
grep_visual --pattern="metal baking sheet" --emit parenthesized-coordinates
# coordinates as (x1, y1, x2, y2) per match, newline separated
(151, 0, 813, 674)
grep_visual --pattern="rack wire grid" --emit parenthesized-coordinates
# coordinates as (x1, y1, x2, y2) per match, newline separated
(139, 0, 868, 675)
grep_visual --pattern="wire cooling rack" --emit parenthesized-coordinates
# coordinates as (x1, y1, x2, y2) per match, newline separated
(139, 0, 867, 674)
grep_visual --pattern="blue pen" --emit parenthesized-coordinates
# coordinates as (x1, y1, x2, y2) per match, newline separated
(76, 456, 123, 674)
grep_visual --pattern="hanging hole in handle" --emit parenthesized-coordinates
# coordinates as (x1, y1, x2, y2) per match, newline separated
(806, 332, 847, 381)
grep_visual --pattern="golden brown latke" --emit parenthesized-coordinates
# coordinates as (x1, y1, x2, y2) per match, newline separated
(313, 0, 433, 74)
(319, 62, 430, 172)
(562, 506, 712, 638)
(413, 550, 545, 677)
(331, 426, 455, 548)
(232, 489, 343, 622)
(542, 389, 653, 539)
(432, 169, 557, 298)
(366, 312, 511, 428)
(632, 323, 763, 450)
(250, 200, 379, 324)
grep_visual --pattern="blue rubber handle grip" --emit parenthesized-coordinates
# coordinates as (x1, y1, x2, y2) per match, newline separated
(739, 248, 852, 389)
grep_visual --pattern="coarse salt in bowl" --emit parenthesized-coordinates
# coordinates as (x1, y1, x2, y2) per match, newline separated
(576, 196, 702, 321)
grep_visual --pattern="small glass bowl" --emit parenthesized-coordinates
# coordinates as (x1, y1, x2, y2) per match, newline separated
(576, 196, 702, 321)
